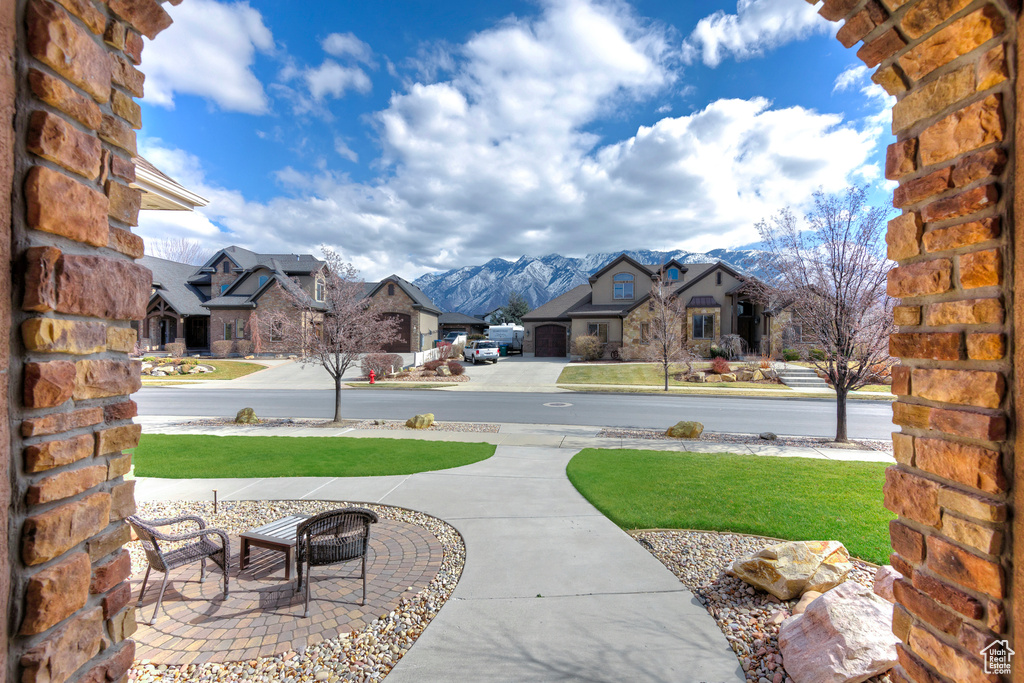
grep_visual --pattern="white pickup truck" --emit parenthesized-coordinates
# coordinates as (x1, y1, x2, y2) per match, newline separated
(464, 340, 500, 364)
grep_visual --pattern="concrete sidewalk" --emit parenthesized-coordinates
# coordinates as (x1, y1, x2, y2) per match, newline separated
(135, 444, 745, 682)
(136, 416, 894, 463)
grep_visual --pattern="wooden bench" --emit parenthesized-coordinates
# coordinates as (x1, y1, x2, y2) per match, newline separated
(238, 514, 310, 580)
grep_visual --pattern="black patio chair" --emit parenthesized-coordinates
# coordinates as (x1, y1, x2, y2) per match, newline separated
(127, 514, 231, 624)
(295, 508, 379, 618)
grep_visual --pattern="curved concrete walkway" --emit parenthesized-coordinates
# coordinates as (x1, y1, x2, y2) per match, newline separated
(135, 444, 744, 682)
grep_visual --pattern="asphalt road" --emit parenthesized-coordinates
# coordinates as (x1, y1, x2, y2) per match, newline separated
(136, 387, 894, 440)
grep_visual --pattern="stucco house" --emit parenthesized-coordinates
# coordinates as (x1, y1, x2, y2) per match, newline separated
(521, 254, 771, 358)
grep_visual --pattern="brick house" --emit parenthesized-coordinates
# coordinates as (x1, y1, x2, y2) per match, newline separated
(140, 246, 327, 353)
(363, 275, 441, 353)
(522, 253, 771, 358)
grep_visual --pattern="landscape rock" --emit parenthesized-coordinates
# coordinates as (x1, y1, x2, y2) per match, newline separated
(872, 565, 901, 603)
(406, 413, 434, 429)
(731, 540, 853, 600)
(793, 590, 822, 615)
(736, 370, 753, 381)
(759, 432, 777, 440)
(435, 366, 452, 377)
(721, 373, 737, 382)
(235, 407, 259, 424)
(752, 369, 765, 381)
(150, 371, 165, 377)
(778, 581, 898, 683)
(686, 372, 705, 383)
(665, 421, 704, 439)
(705, 374, 722, 382)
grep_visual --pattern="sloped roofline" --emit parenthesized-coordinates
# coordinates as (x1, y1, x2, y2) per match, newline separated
(587, 253, 656, 284)
(624, 261, 755, 314)
(366, 275, 442, 315)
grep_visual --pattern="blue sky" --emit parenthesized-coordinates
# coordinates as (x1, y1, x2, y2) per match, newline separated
(137, 0, 894, 279)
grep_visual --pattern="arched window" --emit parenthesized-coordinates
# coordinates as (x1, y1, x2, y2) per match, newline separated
(613, 273, 634, 299)
(666, 267, 679, 281)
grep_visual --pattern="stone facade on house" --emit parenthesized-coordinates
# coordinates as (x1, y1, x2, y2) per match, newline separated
(364, 276, 441, 353)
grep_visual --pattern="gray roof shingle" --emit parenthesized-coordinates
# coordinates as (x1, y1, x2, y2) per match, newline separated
(141, 255, 209, 316)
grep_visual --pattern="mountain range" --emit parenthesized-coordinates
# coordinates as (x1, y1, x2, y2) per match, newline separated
(413, 248, 764, 315)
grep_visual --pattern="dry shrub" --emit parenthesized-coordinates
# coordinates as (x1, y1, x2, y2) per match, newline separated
(572, 335, 603, 361)
(210, 340, 233, 357)
(447, 360, 465, 375)
(423, 359, 445, 371)
(759, 355, 772, 369)
(711, 357, 731, 374)
(235, 340, 254, 356)
(363, 353, 403, 377)
(165, 342, 185, 357)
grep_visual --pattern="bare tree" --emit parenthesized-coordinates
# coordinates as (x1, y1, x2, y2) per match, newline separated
(639, 275, 698, 391)
(276, 248, 401, 423)
(146, 237, 210, 265)
(755, 186, 894, 442)
(244, 311, 268, 356)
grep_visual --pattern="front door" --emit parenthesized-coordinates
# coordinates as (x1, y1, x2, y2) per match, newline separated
(185, 317, 209, 349)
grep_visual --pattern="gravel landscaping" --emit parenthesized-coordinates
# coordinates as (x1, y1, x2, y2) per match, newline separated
(598, 427, 893, 454)
(177, 417, 500, 433)
(633, 530, 891, 683)
(128, 500, 465, 682)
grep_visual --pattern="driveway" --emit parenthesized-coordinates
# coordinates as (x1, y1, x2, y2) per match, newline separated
(445, 354, 570, 393)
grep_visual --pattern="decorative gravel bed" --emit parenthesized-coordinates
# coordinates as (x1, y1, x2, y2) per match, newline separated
(177, 417, 500, 433)
(128, 500, 465, 682)
(633, 530, 890, 683)
(598, 427, 893, 454)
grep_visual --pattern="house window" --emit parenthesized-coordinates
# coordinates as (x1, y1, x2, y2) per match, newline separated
(222, 261, 230, 274)
(666, 267, 679, 281)
(221, 284, 229, 294)
(785, 324, 805, 343)
(692, 314, 714, 339)
(316, 278, 326, 302)
(236, 319, 245, 338)
(640, 322, 651, 343)
(270, 321, 284, 342)
(224, 322, 233, 340)
(387, 283, 395, 296)
(613, 273, 634, 299)
(259, 275, 269, 288)
(587, 322, 608, 343)
(716, 272, 722, 285)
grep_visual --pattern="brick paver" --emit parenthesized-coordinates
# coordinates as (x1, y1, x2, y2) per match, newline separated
(133, 518, 442, 665)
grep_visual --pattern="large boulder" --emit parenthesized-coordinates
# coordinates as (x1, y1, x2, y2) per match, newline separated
(235, 407, 259, 424)
(731, 540, 852, 600)
(665, 421, 704, 439)
(779, 581, 898, 683)
(705, 374, 722, 382)
(686, 372, 706, 383)
(721, 373, 737, 382)
(406, 413, 435, 429)
(736, 369, 754, 381)
(752, 369, 765, 381)
(435, 365, 452, 377)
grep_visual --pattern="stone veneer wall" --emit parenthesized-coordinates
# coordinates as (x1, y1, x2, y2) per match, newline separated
(815, 0, 1019, 680)
(5, 0, 173, 681)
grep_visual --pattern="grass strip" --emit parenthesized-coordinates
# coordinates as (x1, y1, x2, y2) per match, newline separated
(133, 434, 494, 478)
(567, 448, 893, 564)
(142, 360, 267, 381)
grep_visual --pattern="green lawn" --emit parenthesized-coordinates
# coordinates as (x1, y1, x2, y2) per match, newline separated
(142, 360, 266, 381)
(133, 434, 494, 478)
(558, 363, 778, 388)
(567, 448, 893, 563)
(855, 384, 892, 394)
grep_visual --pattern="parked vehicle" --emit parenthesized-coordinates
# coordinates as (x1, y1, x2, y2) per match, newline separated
(442, 331, 468, 346)
(464, 340, 500, 364)
(486, 323, 524, 354)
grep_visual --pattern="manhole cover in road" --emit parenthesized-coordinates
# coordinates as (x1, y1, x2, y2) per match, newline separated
(543, 402, 573, 408)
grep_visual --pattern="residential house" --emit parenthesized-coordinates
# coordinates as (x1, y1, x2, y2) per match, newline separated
(438, 312, 489, 338)
(521, 254, 770, 358)
(363, 276, 442, 353)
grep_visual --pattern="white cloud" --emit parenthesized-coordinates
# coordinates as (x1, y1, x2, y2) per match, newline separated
(137, 0, 880, 281)
(334, 139, 359, 162)
(304, 60, 372, 101)
(834, 64, 869, 93)
(681, 0, 831, 68)
(142, 0, 274, 114)
(323, 32, 374, 65)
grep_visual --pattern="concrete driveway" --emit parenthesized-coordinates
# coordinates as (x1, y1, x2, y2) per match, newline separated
(444, 354, 570, 393)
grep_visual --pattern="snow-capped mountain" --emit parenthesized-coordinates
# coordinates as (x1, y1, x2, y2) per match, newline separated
(414, 248, 764, 315)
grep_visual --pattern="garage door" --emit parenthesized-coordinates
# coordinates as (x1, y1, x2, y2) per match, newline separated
(383, 314, 411, 353)
(535, 325, 566, 357)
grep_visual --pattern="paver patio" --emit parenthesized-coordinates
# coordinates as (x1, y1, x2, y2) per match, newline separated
(132, 518, 442, 666)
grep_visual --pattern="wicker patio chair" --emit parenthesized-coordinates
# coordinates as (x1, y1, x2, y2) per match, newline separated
(295, 508, 379, 618)
(127, 514, 231, 624)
